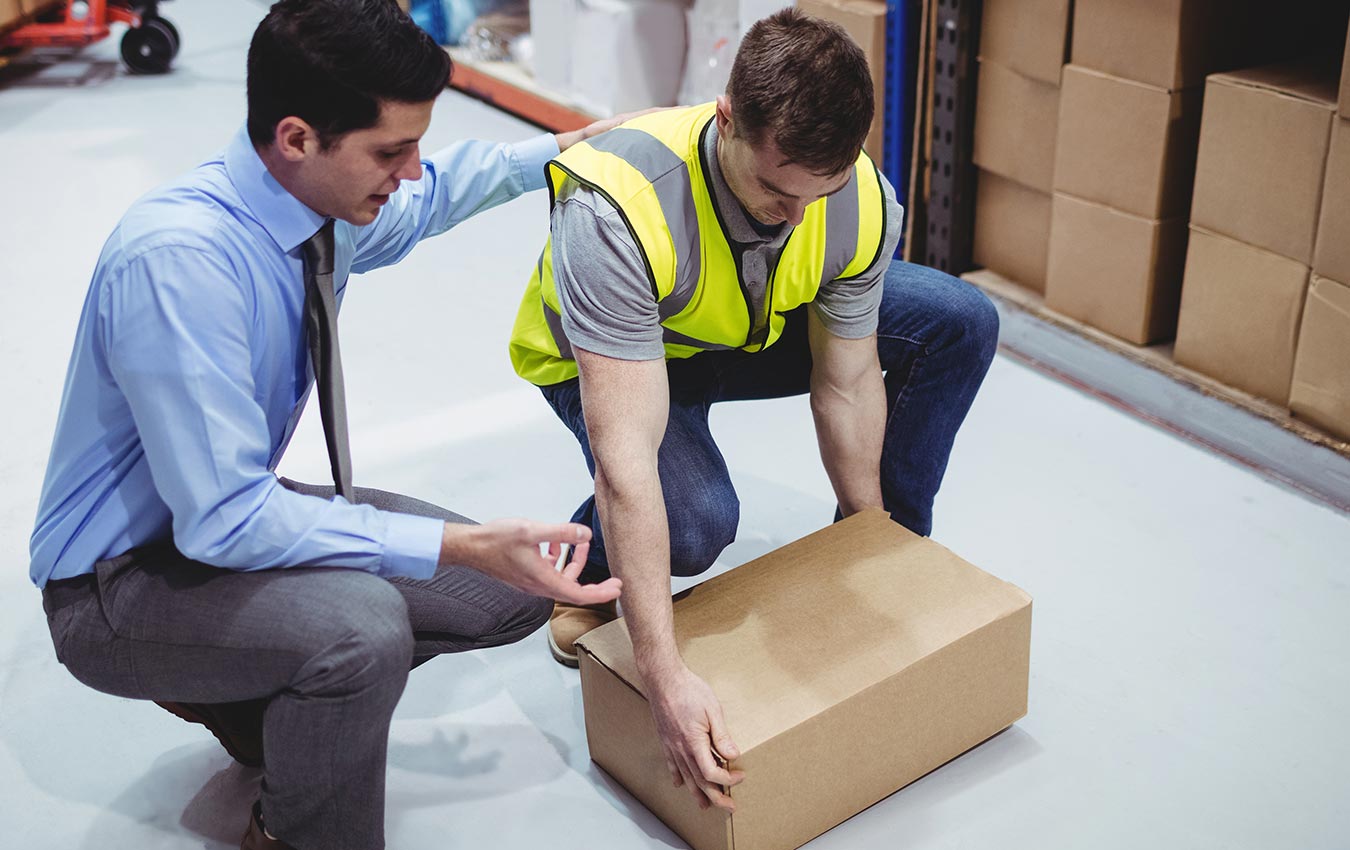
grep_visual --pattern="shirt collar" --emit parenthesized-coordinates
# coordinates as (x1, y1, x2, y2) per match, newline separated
(224, 125, 329, 255)
(701, 119, 790, 248)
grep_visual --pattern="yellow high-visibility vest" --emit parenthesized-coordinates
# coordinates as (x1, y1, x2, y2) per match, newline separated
(509, 102, 889, 386)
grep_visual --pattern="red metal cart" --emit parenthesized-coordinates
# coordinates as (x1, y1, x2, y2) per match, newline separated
(2, 0, 179, 74)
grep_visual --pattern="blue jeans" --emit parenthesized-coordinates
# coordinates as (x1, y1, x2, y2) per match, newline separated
(539, 260, 999, 584)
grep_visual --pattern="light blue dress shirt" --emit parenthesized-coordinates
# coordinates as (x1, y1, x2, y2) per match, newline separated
(30, 126, 559, 588)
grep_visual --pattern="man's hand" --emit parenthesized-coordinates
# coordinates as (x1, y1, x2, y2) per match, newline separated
(441, 519, 621, 605)
(648, 665, 745, 812)
(555, 107, 675, 153)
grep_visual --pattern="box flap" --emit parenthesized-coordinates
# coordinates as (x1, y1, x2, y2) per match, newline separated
(1210, 63, 1340, 109)
(575, 510, 1032, 752)
(1061, 64, 1172, 94)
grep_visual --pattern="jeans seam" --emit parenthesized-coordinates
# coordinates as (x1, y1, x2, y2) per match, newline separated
(882, 339, 929, 437)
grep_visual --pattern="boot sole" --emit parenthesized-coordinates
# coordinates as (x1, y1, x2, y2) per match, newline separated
(546, 627, 580, 668)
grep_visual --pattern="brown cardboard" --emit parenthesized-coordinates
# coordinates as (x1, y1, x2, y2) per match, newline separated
(1070, 0, 1259, 91)
(1053, 65, 1202, 220)
(1190, 63, 1338, 265)
(796, 0, 887, 164)
(576, 511, 1032, 850)
(974, 170, 1052, 293)
(978, 0, 1071, 86)
(1174, 227, 1309, 406)
(1290, 275, 1350, 441)
(1045, 192, 1189, 345)
(1, 0, 27, 32)
(973, 59, 1060, 191)
(1314, 118, 1350, 284)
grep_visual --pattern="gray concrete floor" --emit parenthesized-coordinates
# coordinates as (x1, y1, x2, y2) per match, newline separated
(1, 2, 1348, 847)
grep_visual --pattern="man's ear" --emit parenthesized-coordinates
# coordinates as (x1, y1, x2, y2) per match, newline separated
(273, 117, 319, 163)
(715, 95, 733, 138)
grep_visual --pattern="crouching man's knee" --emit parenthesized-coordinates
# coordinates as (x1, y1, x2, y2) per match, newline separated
(668, 497, 739, 578)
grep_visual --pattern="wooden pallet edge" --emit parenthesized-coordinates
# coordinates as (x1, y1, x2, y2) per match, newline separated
(445, 47, 598, 133)
(962, 267, 1350, 460)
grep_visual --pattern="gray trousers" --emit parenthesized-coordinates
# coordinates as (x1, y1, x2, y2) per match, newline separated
(39, 479, 552, 850)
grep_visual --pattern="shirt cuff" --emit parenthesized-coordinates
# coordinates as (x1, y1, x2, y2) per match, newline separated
(379, 512, 445, 579)
(514, 133, 562, 193)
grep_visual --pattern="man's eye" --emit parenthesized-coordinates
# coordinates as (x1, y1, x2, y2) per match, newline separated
(379, 150, 401, 160)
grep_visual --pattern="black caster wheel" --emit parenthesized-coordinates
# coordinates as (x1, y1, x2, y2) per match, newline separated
(144, 14, 180, 57)
(120, 18, 176, 74)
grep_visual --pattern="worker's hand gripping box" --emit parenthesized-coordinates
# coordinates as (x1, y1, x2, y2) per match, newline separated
(575, 510, 1032, 850)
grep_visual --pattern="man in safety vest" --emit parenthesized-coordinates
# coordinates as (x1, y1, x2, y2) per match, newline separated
(509, 8, 999, 811)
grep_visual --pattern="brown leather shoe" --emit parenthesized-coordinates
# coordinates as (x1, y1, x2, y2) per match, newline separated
(547, 600, 618, 667)
(241, 800, 296, 850)
(156, 699, 265, 768)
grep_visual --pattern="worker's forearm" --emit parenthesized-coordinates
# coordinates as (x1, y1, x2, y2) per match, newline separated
(811, 371, 887, 516)
(594, 463, 684, 679)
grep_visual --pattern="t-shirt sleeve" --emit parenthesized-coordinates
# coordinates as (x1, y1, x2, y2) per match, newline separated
(810, 171, 905, 339)
(551, 185, 666, 361)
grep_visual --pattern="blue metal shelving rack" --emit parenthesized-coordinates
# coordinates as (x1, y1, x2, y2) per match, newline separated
(882, 0, 920, 256)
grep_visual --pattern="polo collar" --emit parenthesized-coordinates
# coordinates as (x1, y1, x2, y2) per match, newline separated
(701, 119, 790, 248)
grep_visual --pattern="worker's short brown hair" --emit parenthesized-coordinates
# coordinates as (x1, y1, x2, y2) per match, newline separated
(727, 8, 874, 175)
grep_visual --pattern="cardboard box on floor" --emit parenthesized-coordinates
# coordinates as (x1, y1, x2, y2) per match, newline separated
(796, 0, 887, 165)
(1045, 192, 1188, 345)
(1053, 65, 1202, 220)
(1174, 227, 1309, 406)
(1291, 276, 1350, 441)
(973, 59, 1060, 191)
(576, 511, 1032, 850)
(974, 170, 1052, 293)
(1190, 63, 1339, 265)
(979, 0, 1072, 86)
(1314, 118, 1350, 284)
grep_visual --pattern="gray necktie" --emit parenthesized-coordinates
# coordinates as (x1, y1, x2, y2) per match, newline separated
(301, 219, 354, 501)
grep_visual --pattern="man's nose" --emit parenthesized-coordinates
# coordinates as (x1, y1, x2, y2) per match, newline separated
(395, 149, 423, 183)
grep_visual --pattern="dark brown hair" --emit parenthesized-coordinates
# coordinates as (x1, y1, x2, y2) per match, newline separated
(247, 0, 451, 150)
(726, 8, 874, 175)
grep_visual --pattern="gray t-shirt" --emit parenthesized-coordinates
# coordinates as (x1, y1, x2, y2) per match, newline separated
(552, 120, 905, 362)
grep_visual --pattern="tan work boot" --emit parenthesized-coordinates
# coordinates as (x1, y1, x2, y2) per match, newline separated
(547, 600, 618, 667)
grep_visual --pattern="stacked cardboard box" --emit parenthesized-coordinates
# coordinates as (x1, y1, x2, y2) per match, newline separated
(1041, 0, 1346, 346)
(1174, 64, 1340, 408)
(1287, 31, 1350, 440)
(970, 0, 1071, 293)
(1043, 0, 1240, 345)
(797, 0, 888, 165)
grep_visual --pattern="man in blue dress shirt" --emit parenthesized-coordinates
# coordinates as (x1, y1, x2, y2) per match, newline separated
(28, 2, 623, 848)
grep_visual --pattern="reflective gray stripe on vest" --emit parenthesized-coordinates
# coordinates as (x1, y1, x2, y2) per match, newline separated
(822, 170, 861, 283)
(585, 129, 702, 319)
(662, 326, 739, 351)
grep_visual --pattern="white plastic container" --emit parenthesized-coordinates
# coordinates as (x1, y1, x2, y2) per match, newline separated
(569, 0, 688, 117)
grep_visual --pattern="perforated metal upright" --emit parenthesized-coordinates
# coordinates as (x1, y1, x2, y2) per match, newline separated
(922, 0, 981, 275)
